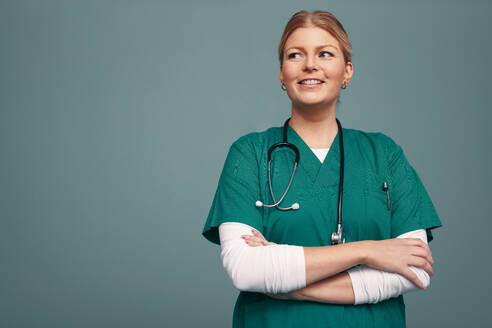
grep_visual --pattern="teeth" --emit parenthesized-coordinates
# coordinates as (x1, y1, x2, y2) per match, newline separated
(300, 79, 322, 85)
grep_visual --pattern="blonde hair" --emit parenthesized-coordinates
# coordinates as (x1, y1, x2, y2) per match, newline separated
(278, 10, 353, 68)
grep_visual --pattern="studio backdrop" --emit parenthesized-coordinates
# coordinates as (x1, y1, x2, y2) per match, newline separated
(1, 0, 490, 327)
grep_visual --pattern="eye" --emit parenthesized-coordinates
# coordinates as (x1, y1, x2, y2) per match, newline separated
(320, 51, 333, 58)
(287, 52, 301, 59)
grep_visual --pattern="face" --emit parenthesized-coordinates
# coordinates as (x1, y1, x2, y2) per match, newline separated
(280, 27, 353, 108)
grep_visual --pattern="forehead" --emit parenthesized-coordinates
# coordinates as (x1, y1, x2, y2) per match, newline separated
(285, 27, 340, 50)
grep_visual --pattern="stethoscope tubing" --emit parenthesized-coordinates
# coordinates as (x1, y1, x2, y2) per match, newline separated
(265, 160, 299, 210)
(336, 118, 344, 229)
(257, 117, 345, 243)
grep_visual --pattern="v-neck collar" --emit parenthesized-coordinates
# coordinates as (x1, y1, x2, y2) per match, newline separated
(285, 124, 341, 184)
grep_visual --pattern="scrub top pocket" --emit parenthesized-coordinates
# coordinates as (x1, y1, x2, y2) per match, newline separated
(363, 173, 392, 240)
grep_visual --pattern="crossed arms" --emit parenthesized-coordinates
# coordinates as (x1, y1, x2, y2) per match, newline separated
(218, 222, 434, 305)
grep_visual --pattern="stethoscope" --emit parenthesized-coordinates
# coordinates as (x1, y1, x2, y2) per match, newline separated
(255, 117, 346, 245)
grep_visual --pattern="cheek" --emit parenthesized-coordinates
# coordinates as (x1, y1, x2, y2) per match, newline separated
(322, 66, 345, 80)
(281, 65, 298, 80)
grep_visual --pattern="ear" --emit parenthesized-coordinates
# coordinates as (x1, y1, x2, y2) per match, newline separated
(344, 61, 354, 84)
(279, 69, 284, 85)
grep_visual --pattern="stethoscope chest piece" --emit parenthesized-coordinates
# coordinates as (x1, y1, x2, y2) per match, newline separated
(331, 224, 346, 244)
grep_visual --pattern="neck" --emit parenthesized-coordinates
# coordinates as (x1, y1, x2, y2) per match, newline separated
(289, 101, 339, 149)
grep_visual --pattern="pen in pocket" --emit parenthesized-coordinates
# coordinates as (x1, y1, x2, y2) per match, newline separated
(382, 182, 390, 211)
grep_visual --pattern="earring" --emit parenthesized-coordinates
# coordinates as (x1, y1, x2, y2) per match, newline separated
(281, 84, 287, 91)
(341, 81, 347, 89)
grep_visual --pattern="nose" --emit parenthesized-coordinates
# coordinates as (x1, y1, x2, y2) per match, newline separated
(303, 54, 319, 71)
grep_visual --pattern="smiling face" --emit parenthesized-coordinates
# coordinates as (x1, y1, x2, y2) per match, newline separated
(280, 26, 353, 110)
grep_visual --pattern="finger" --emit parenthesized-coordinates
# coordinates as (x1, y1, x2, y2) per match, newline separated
(246, 232, 273, 246)
(409, 257, 433, 277)
(248, 236, 270, 247)
(414, 250, 434, 267)
(419, 240, 430, 249)
(421, 259, 433, 277)
(410, 247, 433, 265)
(252, 229, 264, 238)
(424, 261, 434, 277)
(402, 267, 426, 290)
(250, 236, 265, 243)
(243, 235, 261, 243)
(415, 240, 430, 251)
(256, 235, 267, 242)
(242, 236, 261, 247)
(425, 247, 434, 266)
(428, 264, 434, 277)
(405, 238, 426, 247)
(252, 231, 267, 242)
(246, 240, 262, 247)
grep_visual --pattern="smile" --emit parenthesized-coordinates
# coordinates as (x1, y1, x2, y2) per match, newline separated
(298, 79, 324, 88)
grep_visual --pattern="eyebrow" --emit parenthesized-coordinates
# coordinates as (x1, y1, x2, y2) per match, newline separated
(285, 44, 337, 52)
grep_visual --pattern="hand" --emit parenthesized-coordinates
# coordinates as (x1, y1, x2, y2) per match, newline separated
(241, 229, 277, 246)
(364, 238, 434, 289)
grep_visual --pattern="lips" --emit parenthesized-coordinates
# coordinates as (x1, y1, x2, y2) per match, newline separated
(298, 78, 325, 84)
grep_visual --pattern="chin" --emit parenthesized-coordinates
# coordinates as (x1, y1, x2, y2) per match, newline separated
(294, 96, 335, 108)
(297, 95, 328, 104)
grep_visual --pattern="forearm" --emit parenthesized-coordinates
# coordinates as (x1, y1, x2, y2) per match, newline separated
(288, 272, 355, 304)
(291, 229, 431, 305)
(219, 222, 306, 293)
(347, 229, 431, 304)
(303, 241, 369, 285)
(220, 222, 369, 294)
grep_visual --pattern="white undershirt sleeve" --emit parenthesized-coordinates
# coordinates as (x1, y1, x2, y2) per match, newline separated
(347, 229, 430, 305)
(218, 221, 306, 294)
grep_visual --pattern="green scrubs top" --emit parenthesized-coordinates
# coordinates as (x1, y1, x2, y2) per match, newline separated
(202, 124, 442, 328)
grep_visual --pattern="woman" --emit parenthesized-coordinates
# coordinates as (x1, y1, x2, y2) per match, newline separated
(202, 10, 442, 328)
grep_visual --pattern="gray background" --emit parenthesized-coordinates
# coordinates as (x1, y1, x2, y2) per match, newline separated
(1, 0, 490, 327)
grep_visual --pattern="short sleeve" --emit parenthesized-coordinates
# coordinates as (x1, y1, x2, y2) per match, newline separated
(201, 138, 264, 245)
(386, 139, 442, 242)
